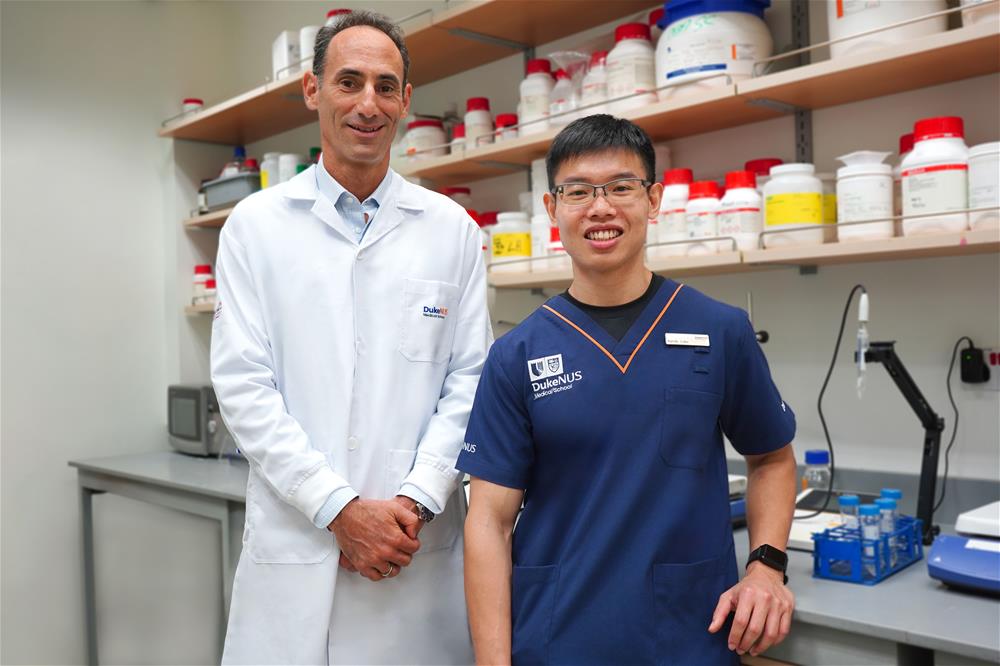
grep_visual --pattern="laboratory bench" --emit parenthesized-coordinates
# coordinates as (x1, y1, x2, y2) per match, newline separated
(70, 451, 998, 666)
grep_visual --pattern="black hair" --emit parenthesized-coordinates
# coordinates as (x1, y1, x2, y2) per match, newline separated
(313, 10, 410, 85)
(545, 115, 656, 190)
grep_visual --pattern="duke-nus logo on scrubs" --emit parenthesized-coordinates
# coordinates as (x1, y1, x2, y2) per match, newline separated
(528, 354, 563, 381)
(528, 353, 583, 400)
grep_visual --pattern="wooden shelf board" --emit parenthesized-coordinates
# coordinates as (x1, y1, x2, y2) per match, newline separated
(185, 302, 216, 315)
(738, 22, 1000, 110)
(183, 207, 233, 229)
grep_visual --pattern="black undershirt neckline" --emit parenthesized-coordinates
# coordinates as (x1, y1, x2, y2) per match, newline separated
(561, 273, 666, 342)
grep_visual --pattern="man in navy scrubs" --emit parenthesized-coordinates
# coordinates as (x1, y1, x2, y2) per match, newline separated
(458, 115, 798, 665)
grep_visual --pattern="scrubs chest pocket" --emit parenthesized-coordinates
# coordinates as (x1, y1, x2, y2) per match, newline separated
(398, 278, 460, 364)
(660, 388, 722, 471)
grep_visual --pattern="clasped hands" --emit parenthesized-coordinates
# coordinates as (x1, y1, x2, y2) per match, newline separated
(327, 496, 425, 582)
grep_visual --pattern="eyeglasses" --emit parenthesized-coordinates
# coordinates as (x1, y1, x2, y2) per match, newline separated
(552, 178, 651, 207)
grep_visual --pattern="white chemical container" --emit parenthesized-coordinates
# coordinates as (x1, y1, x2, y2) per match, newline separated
(405, 119, 447, 160)
(278, 153, 304, 183)
(893, 133, 914, 226)
(450, 124, 466, 155)
(606, 23, 657, 113)
(464, 97, 494, 149)
(182, 97, 204, 114)
(819, 171, 838, 241)
(962, 0, 1000, 26)
(746, 157, 783, 194)
(657, 0, 773, 101)
(686, 180, 722, 255)
(272, 31, 301, 81)
(495, 114, 518, 141)
(827, 0, 946, 59)
(718, 170, 762, 251)
(658, 168, 693, 256)
(580, 51, 609, 117)
(325, 8, 351, 25)
(549, 69, 580, 127)
(837, 151, 894, 241)
(546, 225, 572, 272)
(300, 25, 321, 71)
(649, 7, 665, 44)
(902, 116, 969, 235)
(764, 163, 825, 247)
(192, 264, 213, 305)
(520, 59, 554, 136)
(491, 212, 532, 273)
(969, 141, 1000, 230)
(531, 214, 551, 270)
(441, 187, 474, 210)
(260, 152, 281, 189)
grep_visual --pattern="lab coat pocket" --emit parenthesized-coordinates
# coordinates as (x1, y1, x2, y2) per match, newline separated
(653, 551, 736, 665)
(245, 471, 334, 565)
(384, 449, 459, 553)
(659, 387, 723, 471)
(511, 564, 559, 665)
(398, 278, 460, 364)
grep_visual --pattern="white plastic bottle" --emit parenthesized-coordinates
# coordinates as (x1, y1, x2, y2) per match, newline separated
(450, 123, 466, 155)
(519, 59, 555, 136)
(495, 114, 519, 142)
(819, 172, 838, 241)
(404, 119, 447, 159)
(547, 225, 571, 271)
(968, 142, 1000, 230)
(441, 186, 474, 210)
(491, 212, 531, 273)
(718, 170, 762, 251)
(278, 153, 304, 183)
(837, 150, 894, 241)
(325, 8, 351, 25)
(192, 264, 213, 305)
(530, 214, 551, 271)
(659, 168, 693, 256)
(580, 51, 609, 117)
(764, 163, 825, 247)
(828, 0, 946, 59)
(657, 0, 773, 101)
(685, 180, 722, 255)
(300, 25, 321, 72)
(893, 133, 914, 225)
(260, 152, 281, 189)
(549, 69, 580, 127)
(902, 116, 969, 235)
(745, 157, 783, 195)
(606, 23, 657, 114)
(464, 97, 494, 149)
(962, 0, 1000, 26)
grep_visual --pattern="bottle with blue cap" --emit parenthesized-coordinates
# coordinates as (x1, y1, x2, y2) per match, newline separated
(838, 494, 860, 530)
(875, 498, 899, 568)
(859, 503, 881, 580)
(802, 449, 831, 490)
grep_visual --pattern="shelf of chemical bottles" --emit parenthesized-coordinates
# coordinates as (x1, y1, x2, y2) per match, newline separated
(487, 224, 1000, 290)
(183, 207, 234, 229)
(185, 301, 216, 316)
(157, 0, 654, 145)
(398, 20, 1000, 187)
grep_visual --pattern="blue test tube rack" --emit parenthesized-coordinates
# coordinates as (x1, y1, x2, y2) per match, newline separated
(812, 516, 924, 585)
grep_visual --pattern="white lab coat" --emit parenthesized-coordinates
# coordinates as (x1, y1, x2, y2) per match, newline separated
(211, 166, 491, 665)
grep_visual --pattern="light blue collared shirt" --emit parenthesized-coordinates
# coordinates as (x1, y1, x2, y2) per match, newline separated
(311, 160, 443, 530)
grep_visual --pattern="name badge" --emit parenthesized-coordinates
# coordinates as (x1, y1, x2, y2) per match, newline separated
(665, 333, 710, 347)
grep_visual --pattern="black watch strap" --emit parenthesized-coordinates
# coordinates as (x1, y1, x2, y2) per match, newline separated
(746, 544, 788, 584)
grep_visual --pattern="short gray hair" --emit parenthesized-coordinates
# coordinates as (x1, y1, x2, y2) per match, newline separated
(313, 10, 410, 85)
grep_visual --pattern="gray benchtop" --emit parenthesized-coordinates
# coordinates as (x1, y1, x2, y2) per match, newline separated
(734, 528, 1000, 662)
(69, 450, 248, 502)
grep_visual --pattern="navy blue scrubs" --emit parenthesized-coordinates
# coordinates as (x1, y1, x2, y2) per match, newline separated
(458, 279, 796, 665)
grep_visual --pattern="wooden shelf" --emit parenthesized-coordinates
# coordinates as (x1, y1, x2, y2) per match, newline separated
(489, 229, 1000, 289)
(183, 207, 233, 229)
(159, 0, 655, 144)
(185, 302, 216, 315)
(737, 21, 1000, 110)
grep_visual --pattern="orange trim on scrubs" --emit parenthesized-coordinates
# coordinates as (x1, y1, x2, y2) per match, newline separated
(542, 283, 684, 375)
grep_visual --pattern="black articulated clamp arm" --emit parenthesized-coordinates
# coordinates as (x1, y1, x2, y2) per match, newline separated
(859, 342, 944, 545)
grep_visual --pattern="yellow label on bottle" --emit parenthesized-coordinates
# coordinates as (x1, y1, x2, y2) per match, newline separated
(765, 193, 823, 226)
(260, 170, 270, 189)
(492, 232, 531, 258)
(823, 193, 837, 224)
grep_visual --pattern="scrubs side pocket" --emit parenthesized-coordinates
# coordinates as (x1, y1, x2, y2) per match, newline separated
(659, 387, 723, 471)
(511, 564, 559, 666)
(398, 278, 460, 364)
(384, 449, 459, 553)
(245, 470, 335, 564)
(653, 550, 737, 666)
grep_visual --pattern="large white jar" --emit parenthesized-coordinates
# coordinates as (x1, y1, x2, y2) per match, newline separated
(901, 116, 969, 235)
(606, 22, 657, 114)
(657, 168, 692, 257)
(491, 212, 532, 273)
(580, 51, 609, 117)
(836, 151, 894, 241)
(404, 119, 447, 160)
(685, 180, 722, 255)
(464, 97, 494, 149)
(763, 163, 825, 247)
(519, 59, 554, 136)
(827, 0, 946, 59)
(657, 0, 773, 101)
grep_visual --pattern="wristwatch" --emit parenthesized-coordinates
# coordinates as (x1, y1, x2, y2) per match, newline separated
(746, 544, 788, 584)
(414, 501, 436, 523)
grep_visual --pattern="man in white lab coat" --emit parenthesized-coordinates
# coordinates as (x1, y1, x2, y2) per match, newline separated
(211, 10, 489, 665)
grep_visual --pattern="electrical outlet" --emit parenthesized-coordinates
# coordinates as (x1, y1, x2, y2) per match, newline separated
(968, 347, 1000, 391)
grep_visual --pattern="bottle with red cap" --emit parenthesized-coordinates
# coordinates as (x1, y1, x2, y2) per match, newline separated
(649, 7, 665, 44)
(550, 69, 580, 127)
(441, 187, 474, 210)
(182, 98, 204, 114)
(658, 168, 694, 257)
(519, 59, 555, 136)
(495, 114, 519, 142)
(606, 22, 657, 113)
(464, 97, 494, 149)
(685, 181, 723, 255)
(580, 51, 609, 116)
(901, 116, 970, 235)
(405, 119, 447, 159)
(745, 158, 784, 194)
(718, 171, 762, 251)
(450, 123, 466, 155)
(192, 264, 214, 305)
(325, 8, 351, 25)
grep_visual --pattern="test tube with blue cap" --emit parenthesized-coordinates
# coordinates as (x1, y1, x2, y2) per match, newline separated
(880, 488, 904, 559)
(875, 498, 898, 568)
(859, 504, 881, 580)
(838, 494, 860, 530)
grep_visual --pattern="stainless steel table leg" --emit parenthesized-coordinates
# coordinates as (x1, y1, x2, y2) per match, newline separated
(80, 485, 103, 666)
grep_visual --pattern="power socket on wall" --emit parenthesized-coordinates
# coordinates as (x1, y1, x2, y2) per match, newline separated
(965, 347, 1000, 391)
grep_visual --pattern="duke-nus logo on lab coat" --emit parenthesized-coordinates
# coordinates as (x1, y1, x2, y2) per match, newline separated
(422, 305, 449, 319)
(528, 354, 563, 381)
(528, 353, 583, 400)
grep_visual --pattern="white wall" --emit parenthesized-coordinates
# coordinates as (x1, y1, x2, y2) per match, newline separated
(1, 1, 997, 664)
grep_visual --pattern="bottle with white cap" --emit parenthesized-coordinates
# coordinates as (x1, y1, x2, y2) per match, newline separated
(902, 116, 970, 235)
(836, 151, 894, 241)
(659, 168, 693, 256)
(464, 97, 494, 149)
(968, 141, 1000, 230)
(763, 163, 824, 247)
(606, 22, 657, 113)
(549, 69, 579, 127)
(519, 59, 555, 136)
(580, 51, 609, 117)
(685, 181, 722, 256)
(491, 212, 531, 273)
(718, 170, 762, 251)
